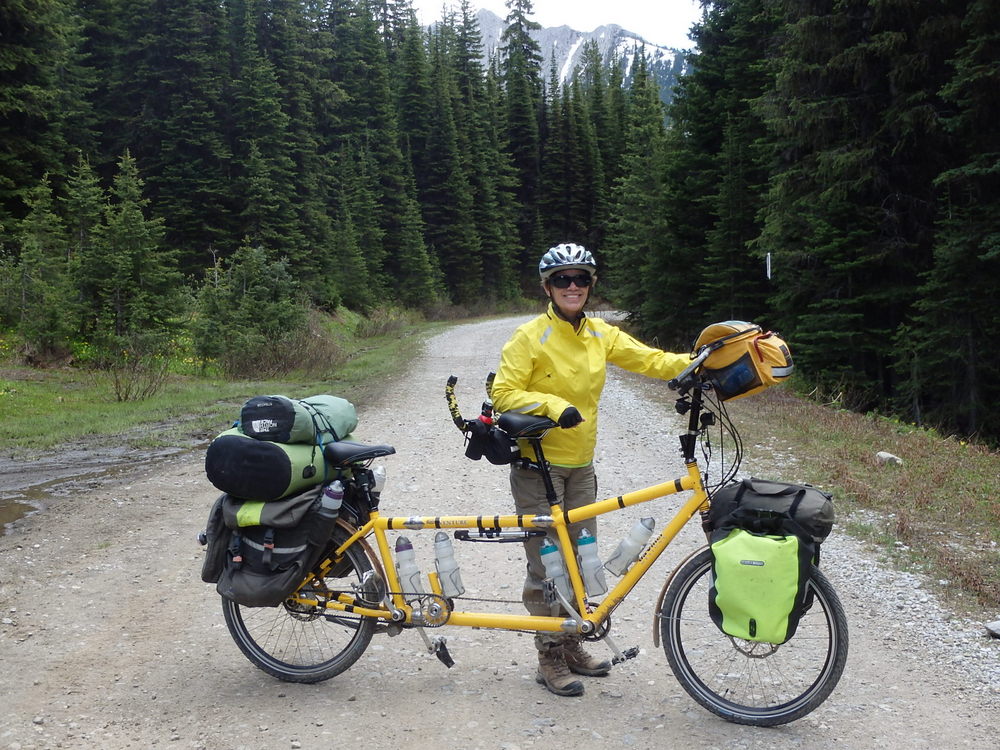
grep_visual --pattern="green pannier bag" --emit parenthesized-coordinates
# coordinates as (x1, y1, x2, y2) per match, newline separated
(208, 485, 339, 608)
(204, 426, 328, 501)
(708, 520, 813, 644)
(240, 394, 357, 445)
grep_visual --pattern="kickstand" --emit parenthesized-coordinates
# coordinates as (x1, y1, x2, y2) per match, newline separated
(417, 629, 455, 668)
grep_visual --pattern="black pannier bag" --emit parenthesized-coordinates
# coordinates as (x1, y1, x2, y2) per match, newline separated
(201, 485, 339, 607)
(199, 494, 230, 584)
(708, 477, 835, 545)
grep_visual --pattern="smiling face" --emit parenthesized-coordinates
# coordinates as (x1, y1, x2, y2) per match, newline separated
(544, 271, 593, 319)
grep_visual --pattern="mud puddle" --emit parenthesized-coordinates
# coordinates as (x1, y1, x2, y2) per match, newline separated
(0, 441, 204, 532)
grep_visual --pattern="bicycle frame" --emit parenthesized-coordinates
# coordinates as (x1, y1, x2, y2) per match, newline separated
(294, 374, 713, 640)
(335, 462, 706, 633)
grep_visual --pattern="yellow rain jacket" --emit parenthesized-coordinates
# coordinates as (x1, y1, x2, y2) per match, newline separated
(492, 305, 690, 467)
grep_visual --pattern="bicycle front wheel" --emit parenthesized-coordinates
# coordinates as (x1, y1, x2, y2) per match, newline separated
(660, 548, 848, 726)
(222, 525, 381, 683)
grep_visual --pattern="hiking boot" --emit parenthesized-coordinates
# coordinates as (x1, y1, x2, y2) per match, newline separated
(535, 647, 584, 696)
(562, 639, 612, 677)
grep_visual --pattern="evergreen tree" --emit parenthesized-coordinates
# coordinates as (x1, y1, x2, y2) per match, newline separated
(0, 0, 91, 230)
(324, 0, 440, 304)
(15, 176, 75, 361)
(191, 241, 307, 376)
(500, 0, 544, 268)
(903, 0, 1000, 439)
(603, 54, 628, 189)
(421, 26, 482, 304)
(538, 62, 568, 241)
(576, 41, 611, 248)
(336, 142, 389, 304)
(61, 154, 106, 337)
(396, 13, 434, 203)
(758, 0, 966, 406)
(695, 0, 778, 323)
(245, 0, 344, 305)
(473, 42, 522, 300)
(126, 0, 234, 270)
(446, 0, 520, 301)
(604, 54, 679, 343)
(92, 151, 182, 340)
(229, 0, 304, 259)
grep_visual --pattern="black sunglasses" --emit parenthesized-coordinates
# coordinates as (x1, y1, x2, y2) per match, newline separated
(549, 273, 592, 289)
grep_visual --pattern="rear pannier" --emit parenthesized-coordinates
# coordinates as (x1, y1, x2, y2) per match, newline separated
(201, 484, 338, 607)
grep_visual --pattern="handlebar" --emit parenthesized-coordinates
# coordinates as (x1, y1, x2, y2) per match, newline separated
(667, 347, 713, 392)
(445, 375, 468, 431)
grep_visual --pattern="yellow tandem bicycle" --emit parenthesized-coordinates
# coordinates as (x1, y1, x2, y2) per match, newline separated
(218, 349, 848, 726)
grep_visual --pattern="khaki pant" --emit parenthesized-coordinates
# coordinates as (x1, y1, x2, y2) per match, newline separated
(509, 463, 597, 649)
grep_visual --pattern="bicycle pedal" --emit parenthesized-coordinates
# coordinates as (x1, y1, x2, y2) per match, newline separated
(433, 638, 455, 669)
(612, 646, 640, 665)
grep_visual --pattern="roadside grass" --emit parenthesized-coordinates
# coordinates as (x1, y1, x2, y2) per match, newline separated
(725, 385, 1000, 612)
(0, 310, 447, 456)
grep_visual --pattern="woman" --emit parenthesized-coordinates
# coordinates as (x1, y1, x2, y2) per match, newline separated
(491, 243, 690, 697)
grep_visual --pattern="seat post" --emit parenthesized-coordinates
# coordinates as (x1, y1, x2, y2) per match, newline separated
(525, 437, 560, 507)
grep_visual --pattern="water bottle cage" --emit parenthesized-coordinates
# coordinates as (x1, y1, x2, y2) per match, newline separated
(541, 578, 558, 606)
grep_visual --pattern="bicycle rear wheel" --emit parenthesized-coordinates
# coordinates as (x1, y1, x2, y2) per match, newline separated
(660, 548, 847, 726)
(222, 525, 381, 683)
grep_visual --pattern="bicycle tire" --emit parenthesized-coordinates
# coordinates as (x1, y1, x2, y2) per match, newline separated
(222, 525, 380, 683)
(660, 548, 848, 726)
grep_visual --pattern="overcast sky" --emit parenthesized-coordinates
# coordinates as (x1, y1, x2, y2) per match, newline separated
(411, 0, 704, 50)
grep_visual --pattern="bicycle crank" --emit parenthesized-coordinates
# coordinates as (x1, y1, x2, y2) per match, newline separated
(602, 633, 640, 665)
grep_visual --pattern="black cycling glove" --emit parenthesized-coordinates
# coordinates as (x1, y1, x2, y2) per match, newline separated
(558, 406, 584, 429)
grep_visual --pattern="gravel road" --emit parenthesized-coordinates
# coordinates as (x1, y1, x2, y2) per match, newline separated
(1, 315, 998, 749)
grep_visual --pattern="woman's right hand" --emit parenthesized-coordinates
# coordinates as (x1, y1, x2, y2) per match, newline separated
(558, 406, 585, 429)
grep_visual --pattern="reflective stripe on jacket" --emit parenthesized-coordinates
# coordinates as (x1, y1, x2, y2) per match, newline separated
(491, 305, 689, 467)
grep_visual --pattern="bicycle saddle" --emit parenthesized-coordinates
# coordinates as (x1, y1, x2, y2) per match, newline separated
(497, 412, 558, 438)
(323, 441, 396, 467)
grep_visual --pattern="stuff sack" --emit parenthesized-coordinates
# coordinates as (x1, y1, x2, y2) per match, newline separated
(709, 477, 835, 545)
(693, 321, 793, 401)
(215, 485, 338, 607)
(240, 394, 357, 445)
(204, 427, 327, 501)
(708, 521, 813, 644)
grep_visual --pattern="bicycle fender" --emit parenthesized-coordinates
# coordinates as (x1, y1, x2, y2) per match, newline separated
(652, 545, 708, 648)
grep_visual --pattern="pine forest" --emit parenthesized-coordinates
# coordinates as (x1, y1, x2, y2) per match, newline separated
(1, 0, 998, 443)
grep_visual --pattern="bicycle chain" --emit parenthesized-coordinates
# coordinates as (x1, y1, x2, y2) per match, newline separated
(293, 587, 611, 638)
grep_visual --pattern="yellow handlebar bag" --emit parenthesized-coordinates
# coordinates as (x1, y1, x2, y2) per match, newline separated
(693, 321, 793, 401)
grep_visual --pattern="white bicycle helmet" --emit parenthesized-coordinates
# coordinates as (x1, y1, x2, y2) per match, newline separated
(538, 243, 598, 281)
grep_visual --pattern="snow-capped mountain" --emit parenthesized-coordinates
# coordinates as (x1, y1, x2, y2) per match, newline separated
(474, 9, 690, 107)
